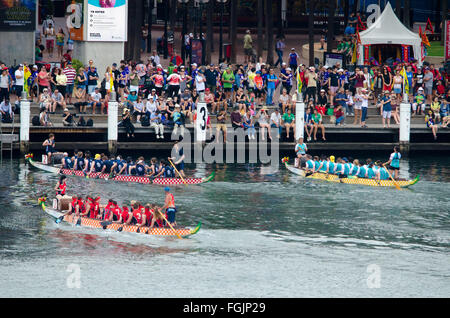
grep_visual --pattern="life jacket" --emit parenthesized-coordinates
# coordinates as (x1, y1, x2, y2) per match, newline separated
(88, 197, 100, 219)
(103, 204, 113, 221)
(70, 199, 78, 213)
(112, 205, 122, 220)
(57, 181, 66, 195)
(94, 159, 103, 172)
(121, 206, 130, 223)
(133, 208, 143, 224)
(76, 157, 84, 170)
(166, 193, 175, 208)
(77, 199, 86, 214)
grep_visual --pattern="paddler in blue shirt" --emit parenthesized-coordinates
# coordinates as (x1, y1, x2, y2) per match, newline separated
(60, 152, 74, 169)
(357, 161, 367, 178)
(384, 146, 401, 180)
(350, 159, 360, 176)
(304, 155, 315, 174)
(73, 151, 84, 171)
(90, 154, 103, 173)
(326, 156, 335, 174)
(342, 157, 351, 176)
(312, 156, 321, 172)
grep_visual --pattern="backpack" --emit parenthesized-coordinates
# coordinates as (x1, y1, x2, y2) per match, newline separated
(77, 116, 86, 126)
(140, 115, 150, 127)
(32, 115, 40, 126)
(86, 118, 94, 127)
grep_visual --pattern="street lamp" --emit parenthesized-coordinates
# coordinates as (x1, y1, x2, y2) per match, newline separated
(217, 0, 227, 64)
(178, 0, 189, 65)
(198, 0, 209, 65)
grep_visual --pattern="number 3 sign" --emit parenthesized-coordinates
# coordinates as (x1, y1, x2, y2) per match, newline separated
(195, 101, 208, 142)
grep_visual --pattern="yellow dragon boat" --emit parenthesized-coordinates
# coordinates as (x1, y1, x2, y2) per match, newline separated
(282, 158, 419, 188)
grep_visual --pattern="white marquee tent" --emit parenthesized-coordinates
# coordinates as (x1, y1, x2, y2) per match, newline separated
(357, 2, 423, 66)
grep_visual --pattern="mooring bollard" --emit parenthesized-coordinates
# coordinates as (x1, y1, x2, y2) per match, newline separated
(399, 93, 411, 155)
(108, 91, 118, 155)
(19, 91, 30, 154)
(295, 92, 305, 141)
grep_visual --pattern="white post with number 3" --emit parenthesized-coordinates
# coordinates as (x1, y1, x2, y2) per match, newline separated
(196, 100, 208, 142)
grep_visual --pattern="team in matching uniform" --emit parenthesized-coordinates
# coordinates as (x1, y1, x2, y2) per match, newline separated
(296, 145, 402, 181)
(58, 186, 177, 228)
(59, 150, 180, 178)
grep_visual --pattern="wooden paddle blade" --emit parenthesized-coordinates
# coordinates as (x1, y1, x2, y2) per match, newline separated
(117, 227, 123, 232)
(76, 217, 82, 226)
(137, 227, 140, 233)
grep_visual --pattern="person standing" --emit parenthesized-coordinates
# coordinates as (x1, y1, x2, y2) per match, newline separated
(161, 187, 177, 226)
(14, 64, 24, 98)
(63, 62, 77, 104)
(87, 65, 99, 95)
(0, 68, 11, 102)
(44, 23, 56, 58)
(275, 36, 286, 68)
(384, 146, 401, 180)
(243, 30, 253, 64)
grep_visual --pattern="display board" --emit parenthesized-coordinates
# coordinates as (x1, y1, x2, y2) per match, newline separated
(0, 0, 36, 31)
(87, 0, 127, 42)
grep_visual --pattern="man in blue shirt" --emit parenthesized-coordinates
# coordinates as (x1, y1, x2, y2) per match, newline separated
(87, 66, 99, 94)
(266, 68, 277, 106)
(381, 91, 392, 128)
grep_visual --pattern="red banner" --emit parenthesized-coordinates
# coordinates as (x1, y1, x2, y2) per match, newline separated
(364, 45, 370, 65)
(446, 20, 450, 60)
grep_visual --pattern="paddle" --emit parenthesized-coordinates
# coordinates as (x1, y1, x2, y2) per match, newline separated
(160, 212, 183, 239)
(168, 158, 187, 186)
(382, 164, 401, 190)
(55, 215, 64, 224)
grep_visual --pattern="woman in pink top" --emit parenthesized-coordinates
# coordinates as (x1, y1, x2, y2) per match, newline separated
(38, 67, 50, 93)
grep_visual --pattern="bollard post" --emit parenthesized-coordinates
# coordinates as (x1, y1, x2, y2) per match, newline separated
(19, 91, 30, 154)
(108, 91, 118, 155)
(195, 92, 208, 143)
(295, 92, 305, 141)
(399, 95, 411, 155)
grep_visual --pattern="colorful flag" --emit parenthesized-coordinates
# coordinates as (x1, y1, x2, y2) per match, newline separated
(23, 65, 32, 96)
(296, 67, 302, 94)
(425, 18, 434, 33)
(399, 66, 409, 95)
(110, 70, 114, 92)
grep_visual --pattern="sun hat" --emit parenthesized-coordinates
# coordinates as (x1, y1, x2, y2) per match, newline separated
(94, 154, 101, 160)
(164, 187, 170, 192)
(63, 108, 69, 112)
(330, 155, 335, 163)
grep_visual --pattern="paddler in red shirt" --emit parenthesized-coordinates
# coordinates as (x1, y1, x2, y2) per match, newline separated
(131, 202, 146, 228)
(86, 196, 100, 219)
(121, 206, 132, 224)
(111, 201, 123, 223)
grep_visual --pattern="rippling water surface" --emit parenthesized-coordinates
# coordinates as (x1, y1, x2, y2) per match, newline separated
(0, 154, 449, 297)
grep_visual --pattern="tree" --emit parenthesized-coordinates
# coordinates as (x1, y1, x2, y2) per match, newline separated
(442, 0, 449, 46)
(230, 0, 238, 63)
(257, 0, 264, 59)
(308, 0, 316, 66)
(206, 1, 213, 63)
(265, 0, 274, 65)
(327, 0, 336, 53)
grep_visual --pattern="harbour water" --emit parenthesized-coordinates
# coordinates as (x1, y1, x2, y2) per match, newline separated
(0, 153, 449, 297)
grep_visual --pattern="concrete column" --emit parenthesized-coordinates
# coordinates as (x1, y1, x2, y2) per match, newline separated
(108, 92, 118, 155)
(295, 92, 305, 141)
(399, 98, 411, 155)
(195, 93, 208, 142)
(19, 91, 30, 155)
